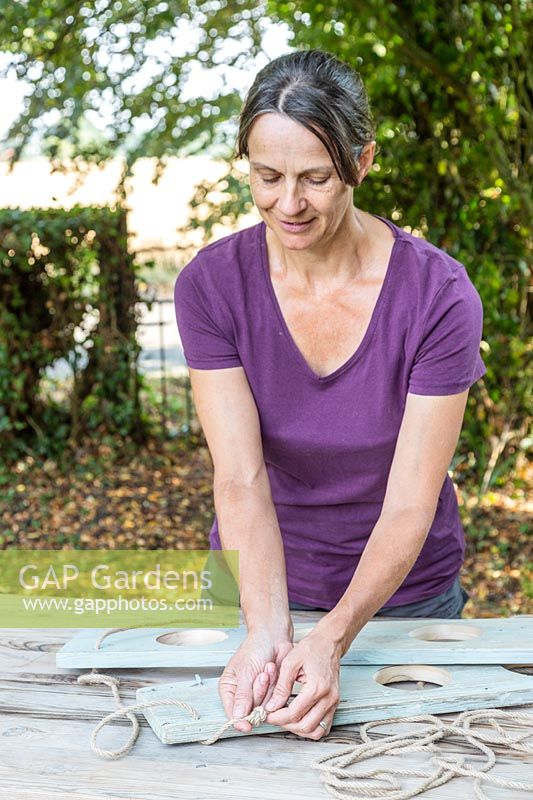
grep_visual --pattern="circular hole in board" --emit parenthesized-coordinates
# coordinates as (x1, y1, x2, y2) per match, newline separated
(374, 664, 452, 691)
(156, 629, 229, 646)
(408, 623, 482, 642)
(501, 665, 533, 676)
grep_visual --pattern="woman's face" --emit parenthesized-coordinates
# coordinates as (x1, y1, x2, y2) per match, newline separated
(247, 112, 360, 251)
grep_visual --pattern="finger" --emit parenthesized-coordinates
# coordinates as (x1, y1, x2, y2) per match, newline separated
(239, 663, 276, 733)
(233, 718, 253, 733)
(252, 670, 270, 707)
(285, 715, 333, 740)
(218, 670, 252, 732)
(217, 668, 238, 720)
(260, 662, 278, 708)
(219, 685, 251, 733)
(232, 675, 254, 719)
(264, 656, 301, 713)
(280, 696, 332, 737)
(231, 673, 256, 732)
(234, 670, 270, 734)
(267, 682, 327, 726)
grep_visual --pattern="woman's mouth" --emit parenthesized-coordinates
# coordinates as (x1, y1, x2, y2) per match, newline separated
(278, 218, 315, 233)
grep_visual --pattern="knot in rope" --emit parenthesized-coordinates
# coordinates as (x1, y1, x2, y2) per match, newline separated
(200, 704, 268, 745)
(247, 705, 268, 726)
(76, 663, 533, 800)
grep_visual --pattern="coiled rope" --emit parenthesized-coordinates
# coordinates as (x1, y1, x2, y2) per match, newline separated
(77, 669, 533, 799)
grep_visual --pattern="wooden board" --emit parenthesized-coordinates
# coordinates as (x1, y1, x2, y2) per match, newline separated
(3, 623, 533, 800)
(57, 617, 533, 668)
(136, 665, 533, 745)
(3, 711, 532, 800)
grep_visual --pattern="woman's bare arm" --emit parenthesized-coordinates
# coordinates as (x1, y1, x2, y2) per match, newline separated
(189, 365, 291, 635)
(263, 389, 472, 734)
(323, 389, 471, 651)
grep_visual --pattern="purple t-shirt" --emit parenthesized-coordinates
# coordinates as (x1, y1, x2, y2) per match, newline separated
(174, 216, 486, 609)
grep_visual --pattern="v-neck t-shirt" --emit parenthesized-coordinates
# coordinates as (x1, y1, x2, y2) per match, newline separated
(173, 216, 486, 609)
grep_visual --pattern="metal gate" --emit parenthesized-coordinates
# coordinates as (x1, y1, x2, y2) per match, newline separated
(136, 294, 197, 437)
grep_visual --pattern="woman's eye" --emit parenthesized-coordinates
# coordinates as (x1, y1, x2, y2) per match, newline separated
(258, 174, 329, 185)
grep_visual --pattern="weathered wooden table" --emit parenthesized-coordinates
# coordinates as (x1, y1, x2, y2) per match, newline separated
(1, 614, 532, 800)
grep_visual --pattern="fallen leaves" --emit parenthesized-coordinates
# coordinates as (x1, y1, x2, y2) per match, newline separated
(1, 435, 531, 617)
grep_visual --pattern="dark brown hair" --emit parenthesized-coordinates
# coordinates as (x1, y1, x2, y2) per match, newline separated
(236, 49, 376, 186)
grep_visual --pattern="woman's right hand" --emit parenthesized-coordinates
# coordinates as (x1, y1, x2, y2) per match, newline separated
(218, 626, 294, 732)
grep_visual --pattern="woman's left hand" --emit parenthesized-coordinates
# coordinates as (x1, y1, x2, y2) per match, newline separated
(263, 624, 343, 739)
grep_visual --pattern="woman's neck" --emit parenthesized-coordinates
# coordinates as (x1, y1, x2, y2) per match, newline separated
(266, 206, 374, 291)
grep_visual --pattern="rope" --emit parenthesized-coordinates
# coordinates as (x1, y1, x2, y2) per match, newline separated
(77, 667, 533, 800)
(81, 631, 533, 796)
(312, 709, 533, 800)
(76, 669, 267, 758)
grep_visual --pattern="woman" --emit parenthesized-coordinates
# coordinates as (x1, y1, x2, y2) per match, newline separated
(174, 50, 486, 740)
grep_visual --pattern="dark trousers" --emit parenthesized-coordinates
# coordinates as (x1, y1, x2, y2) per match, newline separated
(289, 576, 469, 619)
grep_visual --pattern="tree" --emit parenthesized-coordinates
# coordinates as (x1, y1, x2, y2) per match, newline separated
(183, 0, 533, 491)
(0, 0, 268, 167)
(1, 0, 530, 488)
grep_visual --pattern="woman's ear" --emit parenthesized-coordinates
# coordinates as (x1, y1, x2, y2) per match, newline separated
(356, 140, 376, 185)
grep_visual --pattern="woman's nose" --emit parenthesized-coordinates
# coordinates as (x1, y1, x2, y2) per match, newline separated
(276, 181, 306, 217)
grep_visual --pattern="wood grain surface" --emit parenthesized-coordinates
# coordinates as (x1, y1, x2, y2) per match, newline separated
(1, 615, 532, 800)
(56, 617, 533, 668)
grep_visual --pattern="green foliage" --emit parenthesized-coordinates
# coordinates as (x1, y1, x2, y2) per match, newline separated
(0, 0, 267, 166)
(180, 0, 533, 491)
(0, 1, 530, 489)
(0, 206, 147, 462)
(179, 164, 255, 242)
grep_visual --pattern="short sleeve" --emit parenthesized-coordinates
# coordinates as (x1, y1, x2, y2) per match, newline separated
(408, 268, 487, 395)
(173, 259, 242, 370)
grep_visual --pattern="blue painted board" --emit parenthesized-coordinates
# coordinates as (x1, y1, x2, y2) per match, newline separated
(136, 664, 533, 745)
(57, 617, 533, 668)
